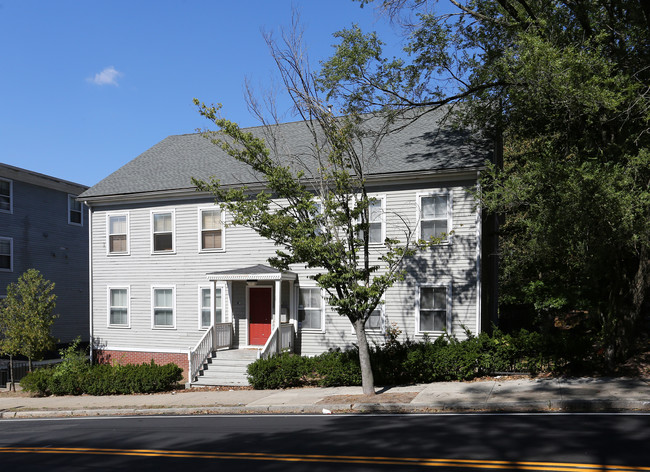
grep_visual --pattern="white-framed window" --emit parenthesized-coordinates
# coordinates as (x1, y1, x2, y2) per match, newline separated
(416, 283, 452, 334)
(152, 286, 175, 329)
(107, 286, 130, 328)
(357, 195, 385, 245)
(107, 213, 129, 255)
(68, 195, 83, 226)
(198, 207, 224, 252)
(0, 178, 12, 214)
(199, 285, 224, 329)
(418, 192, 452, 242)
(298, 287, 324, 331)
(151, 210, 175, 253)
(366, 300, 384, 331)
(0, 237, 12, 272)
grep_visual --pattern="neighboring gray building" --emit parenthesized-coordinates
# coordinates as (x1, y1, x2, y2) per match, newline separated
(80, 110, 495, 383)
(0, 163, 89, 343)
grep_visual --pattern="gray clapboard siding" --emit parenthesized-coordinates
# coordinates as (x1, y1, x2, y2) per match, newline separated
(90, 178, 480, 355)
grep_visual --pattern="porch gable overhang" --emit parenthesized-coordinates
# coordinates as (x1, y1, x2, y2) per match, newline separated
(206, 264, 297, 282)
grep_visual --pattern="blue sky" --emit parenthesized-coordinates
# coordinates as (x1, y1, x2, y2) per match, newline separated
(0, 0, 404, 186)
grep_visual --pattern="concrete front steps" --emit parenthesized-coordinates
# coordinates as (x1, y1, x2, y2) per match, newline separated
(191, 348, 259, 387)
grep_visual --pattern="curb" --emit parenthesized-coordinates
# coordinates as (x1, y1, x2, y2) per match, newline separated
(2, 400, 650, 419)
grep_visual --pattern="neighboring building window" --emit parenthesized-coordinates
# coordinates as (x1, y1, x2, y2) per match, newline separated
(298, 287, 323, 330)
(200, 208, 223, 251)
(152, 211, 174, 253)
(199, 286, 224, 329)
(418, 285, 449, 333)
(152, 287, 175, 328)
(107, 213, 129, 254)
(419, 193, 450, 241)
(0, 178, 12, 213)
(68, 195, 83, 225)
(108, 287, 129, 327)
(0, 237, 12, 271)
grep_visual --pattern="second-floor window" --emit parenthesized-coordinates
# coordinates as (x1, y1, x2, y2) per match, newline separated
(68, 195, 83, 225)
(200, 208, 223, 251)
(0, 178, 12, 213)
(152, 211, 174, 253)
(419, 193, 450, 242)
(367, 198, 384, 244)
(108, 214, 129, 254)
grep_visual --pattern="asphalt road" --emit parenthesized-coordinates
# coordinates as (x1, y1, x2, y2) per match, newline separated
(1, 413, 649, 471)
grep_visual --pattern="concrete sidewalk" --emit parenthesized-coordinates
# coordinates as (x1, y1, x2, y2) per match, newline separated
(1, 377, 649, 418)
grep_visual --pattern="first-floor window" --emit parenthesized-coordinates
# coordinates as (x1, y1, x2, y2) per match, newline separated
(153, 287, 175, 328)
(298, 287, 323, 330)
(418, 285, 448, 332)
(108, 287, 129, 327)
(199, 286, 224, 329)
(0, 237, 12, 271)
(366, 305, 383, 330)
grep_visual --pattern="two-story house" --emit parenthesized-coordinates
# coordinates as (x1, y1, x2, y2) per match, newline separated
(0, 163, 89, 344)
(79, 110, 494, 384)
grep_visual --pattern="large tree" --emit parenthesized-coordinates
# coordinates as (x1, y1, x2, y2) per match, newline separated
(0, 269, 58, 390)
(320, 0, 650, 359)
(193, 20, 434, 395)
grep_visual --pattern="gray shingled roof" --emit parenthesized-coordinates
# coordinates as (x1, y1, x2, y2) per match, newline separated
(80, 108, 490, 199)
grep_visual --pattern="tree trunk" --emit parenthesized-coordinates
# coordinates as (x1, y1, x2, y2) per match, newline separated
(353, 319, 375, 395)
(28, 357, 33, 373)
(9, 354, 15, 392)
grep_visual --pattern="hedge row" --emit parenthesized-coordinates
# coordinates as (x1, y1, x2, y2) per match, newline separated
(247, 329, 564, 389)
(21, 360, 183, 396)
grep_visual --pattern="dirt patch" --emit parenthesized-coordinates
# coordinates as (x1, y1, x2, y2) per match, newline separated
(317, 392, 418, 405)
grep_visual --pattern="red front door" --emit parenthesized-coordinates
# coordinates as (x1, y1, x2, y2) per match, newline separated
(249, 287, 272, 345)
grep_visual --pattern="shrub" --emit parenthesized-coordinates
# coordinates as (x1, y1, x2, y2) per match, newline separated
(21, 359, 183, 396)
(246, 328, 565, 389)
(247, 353, 311, 389)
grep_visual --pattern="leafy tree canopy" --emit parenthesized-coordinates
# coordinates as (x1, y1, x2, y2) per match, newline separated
(0, 268, 58, 365)
(320, 0, 650, 357)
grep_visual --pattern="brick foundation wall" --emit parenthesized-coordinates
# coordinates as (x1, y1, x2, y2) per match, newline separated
(94, 350, 189, 381)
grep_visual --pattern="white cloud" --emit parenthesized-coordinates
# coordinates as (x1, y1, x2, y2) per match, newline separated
(87, 66, 123, 86)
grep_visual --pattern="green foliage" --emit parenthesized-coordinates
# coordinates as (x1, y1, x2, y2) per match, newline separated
(320, 0, 650, 358)
(0, 269, 58, 363)
(21, 341, 183, 396)
(246, 353, 310, 390)
(246, 328, 587, 389)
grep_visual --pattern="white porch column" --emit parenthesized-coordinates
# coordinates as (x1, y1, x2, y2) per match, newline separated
(211, 279, 217, 349)
(227, 281, 233, 324)
(274, 280, 281, 329)
(289, 280, 297, 331)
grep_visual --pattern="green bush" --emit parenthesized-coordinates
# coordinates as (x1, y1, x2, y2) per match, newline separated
(21, 354, 183, 396)
(246, 328, 564, 389)
(247, 353, 311, 389)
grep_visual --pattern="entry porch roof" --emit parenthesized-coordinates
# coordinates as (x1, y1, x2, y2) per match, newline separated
(206, 264, 297, 282)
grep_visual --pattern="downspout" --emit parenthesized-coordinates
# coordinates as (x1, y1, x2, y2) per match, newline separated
(476, 172, 482, 335)
(85, 202, 93, 363)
